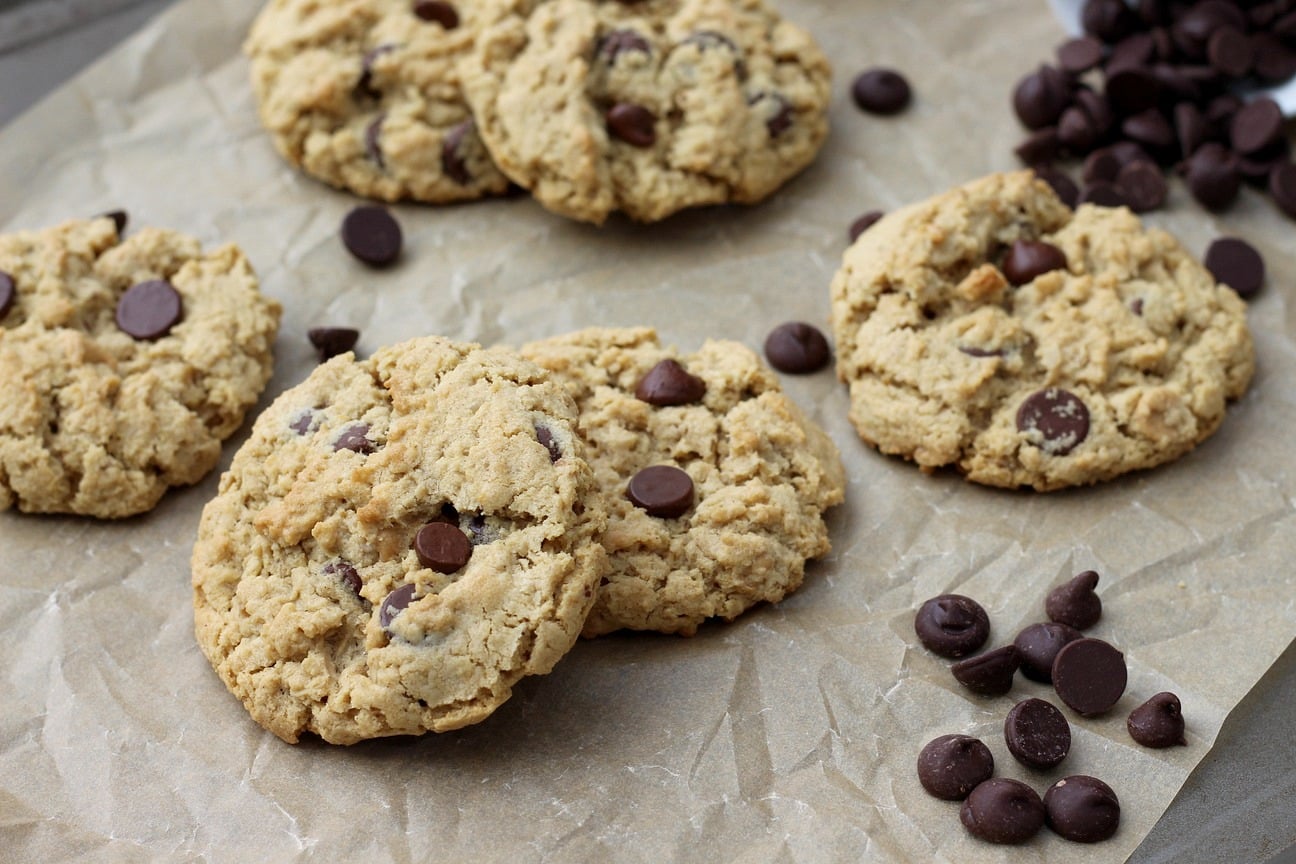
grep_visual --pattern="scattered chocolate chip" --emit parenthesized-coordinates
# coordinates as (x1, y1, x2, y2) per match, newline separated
(1004, 698, 1071, 769)
(1014, 621, 1084, 683)
(1127, 691, 1187, 747)
(917, 735, 995, 801)
(0, 271, 14, 319)
(535, 424, 561, 462)
(1108, 31, 1156, 70)
(1052, 637, 1127, 716)
(1079, 180, 1129, 207)
(1230, 97, 1284, 155)
(1045, 775, 1121, 843)
(1001, 239, 1068, 286)
(598, 29, 651, 62)
(1016, 388, 1090, 456)
(1184, 143, 1241, 210)
(99, 209, 128, 233)
(288, 409, 317, 436)
(441, 119, 475, 185)
(1204, 236, 1265, 299)
(323, 561, 363, 596)
(1253, 32, 1296, 82)
(413, 0, 459, 28)
(635, 359, 706, 406)
(679, 30, 747, 78)
(308, 327, 360, 361)
(960, 778, 1046, 845)
(915, 594, 990, 659)
(365, 114, 385, 170)
(1269, 162, 1296, 218)
(764, 322, 831, 373)
(333, 423, 376, 454)
(952, 645, 1020, 696)
(1046, 571, 1103, 630)
(1015, 127, 1063, 165)
(606, 102, 656, 147)
(1058, 36, 1105, 74)
(627, 465, 694, 518)
(851, 67, 912, 115)
(848, 210, 885, 242)
(341, 205, 402, 267)
(1013, 66, 1072, 129)
(1116, 159, 1167, 211)
(1058, 105, 1099, 153)
(1074, 87, 1115, 134)
(1032, 165, 1079, 207)
(1083, 147, 1122, 184)
(116, 279, 182, 340)
(414, 521, 472, 573)
(379, 582, 417, 629)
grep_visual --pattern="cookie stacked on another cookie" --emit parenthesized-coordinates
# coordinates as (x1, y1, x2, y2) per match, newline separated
(0, 217, 281, 518)
(830, 171, 1255, 491)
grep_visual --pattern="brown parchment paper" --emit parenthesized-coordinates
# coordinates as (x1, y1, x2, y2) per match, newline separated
(1, 0, 1295, 861)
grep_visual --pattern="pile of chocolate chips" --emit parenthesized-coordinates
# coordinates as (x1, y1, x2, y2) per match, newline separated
(913, 571, 1187, 845)
(1011, 0, 1296, 218)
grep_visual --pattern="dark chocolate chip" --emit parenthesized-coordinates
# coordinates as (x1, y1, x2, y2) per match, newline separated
(627, 465, 694, 518)
(915, 594, 990, 659)
(289, 409, 318, 436)
(99, 209, 128, 233)
(1237, 137, 1290, 186)
(1204, 236, 1265, 299)
(1004, 697, 1071, 769)
(379, 582, 417, 629)
(308, 327, 360, 361)
(1104, 67, 1162, 116)
(323, 561, 363, 596)
(1205, 93, 1243, 128)
(334, 423, 376, 454)
(341, 205, 402, 267)
(606, 103, 656, 147)
(1044, 776, 1121, 843)
(1083, 0, 1140, 42)
(116, 279, 182, 340)
(598, 29, 651, 62)
(1116, 160, 1167, 212)
(535, 424, 561, 462)
(1046, 570, 1103, 630)
(1002, 239, 1068, 286)
(1057, 105, 1099, 153)
(1207, 27, 1254, 77)
(365, 114, 385, 170)
(1016, 388, 1090, 456)
(751, 91, 793, 137)
(357, 44, 396, 98)
(1174, 101, 1208, 159)
(1015, 127, 1063, 165)
(442, 119, 475, 185)
(917, 735, 995, 801)
(1058, 37, 1105, 74)
(1083, 147, 1122, 185)
(1032, 165, 1079, 208)
(1014, 621, 1083, 683)
(958, 345, 1006, 359)
(952, 645, 1020, 696)
(1131, 297, 1144, 316)
(635, 359, 706, 406)
(1184, 143, 1241, 210)
(1121, 108, 1176, 152)
(1253, 32, 1296, 82)
(414, 521, 472, 573)
(764, 322, 831, 373)
(1013, 67, 1069, 130)
(1079, 181, 1129, 207)
(1230, 98, 1284, 155)
(413, 0, 459, 28)
(466, 513, 494, 544)
(851, 68, 912, 115)
(1052, 637, 1127, 716)
(1127, 691, 1187, 747)
(960, 778, 1046, 845)
(0, 271, 14, 319)
(848, 210, 885, 242)
(1270, 162, 1296, 219)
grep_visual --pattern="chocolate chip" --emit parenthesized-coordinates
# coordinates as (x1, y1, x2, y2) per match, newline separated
(1057, 105, 1099, 153)
(1058, 36, 1105, 74)
(1107, 31, 1155, 71)
(1204, 236, 1265, 299)
(606, 103, 656, 147)
(1032, 165, 1079, 208)
(1173, 101, 1208, 159)
(323, 561, 363, 596)
(1001, 239, 1068, 286)
(764, 322, 831, 374)
(535, 423, 561, 462)
(1052, 637, 1127, 716)
(308, 327, 360, 361)
(750, 91, 793, 137)
(1016, 388, 1090, 456)
(598, 29, 651, 62)
(1121, 108, 1176, 152)
(952, 645, 1020, 696)
(341, 205, 402, 267)
(626, 465, 694, 518)
(1046, 570, 1103, 630)
(357, 44, 395, 98)
(1184, 142, 1241, 210)
(1237, 137, 1290, 186)
(1116, 159, 1167, 212)
(1207, 27, 1254, 77)
(365, 114, 385, 170)
(413, 0, 459, 28)
(960, 778, 1046, 845)
(635, 359, 706, 406)
(1083, 147, 1122, 184)
(1079, 181, 1129, 207)
(414, 521, 472, 573)
(1130, 297, 1144, 316)
(1230, 97, 1283, 155)
(1045, 776, 1121, 843)
(958, 345, 1006, 359)
(1013, 67, 1070, 130)
(99, 209, 128, 233)
(1127, 691, 1187, 747)
(1252, 32, 1296, 82)
(289, 409, 318, 436)
(1014, 621, 1083, 683)
(1015, 127, 1062, 166)
(851, 68, 912, 115)
(1104, 66, 1161, 115)
(1083, 0, 1140, 42)
(441, 119, 475, 185)
(333, 423, 375, 454)
(1073, 87, 1114, 134)
(466, 512, 495, 544)
(115, 279, 182, 340)
(0, 271, 14, 319)
(1004, 698, 1071, 769)
(917, 735, 995, 801)
(848, 210, 885, 241)
(915, 594, 990, 659)
(379, 583, 417, 629)
(1270, 162, 1296, 219)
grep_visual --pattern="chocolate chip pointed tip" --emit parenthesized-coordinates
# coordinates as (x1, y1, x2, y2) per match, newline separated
(1045, 570, 1103, 630)
(1127, 691, 1187, 747)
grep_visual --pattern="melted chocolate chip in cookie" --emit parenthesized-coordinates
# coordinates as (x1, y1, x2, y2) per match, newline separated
(323, 560, 364, 597)
(413, 0, 459, 29)
(627, 465, 694, 518)
(442, 119, 475, 185)
(365, 114, 386, 170)
(634, 359, 706, 406)
(288, 409, 319, 436)
(606, 103, 657, 147)
(357, 44, 396, 99)
(333, 423, 376, 454)
(535, 424, 562, 462)
(750, 91, 793, 137)
(414, 521, 472, 573)
(116, 279, 182, 340)
(1016, 388, 1090, 456)
(379, 582, 417, 629)
(308, 327, 360, 362)
(1002, 239, 1068, 285)
(0, 271, 14, 319)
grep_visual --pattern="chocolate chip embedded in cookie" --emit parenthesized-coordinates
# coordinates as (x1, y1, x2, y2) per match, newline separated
(520, 327, 845, 636)
(192, 336, 607, 744)
(0, 217, 280, 518)
(461, 0, 832, 223)
(829, 171, 1255, 491)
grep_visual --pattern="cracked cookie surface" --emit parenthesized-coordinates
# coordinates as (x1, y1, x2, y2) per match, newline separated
(192, 336, 605, 744)
(830, 171, 1255, 491)
(247, 0, 509, 202)
(461, 0, 831, 223)
(521, 327, 844, 636)
(0, 217, 280, 517)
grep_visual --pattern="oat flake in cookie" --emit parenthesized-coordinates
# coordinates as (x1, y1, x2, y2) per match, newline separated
(246, 0, 509, 203)
(460, 0, 831, 223)
(192, 336, 607, 744)
(0, 217, 280, 518)
(521, 327, 845, 636)
(829, 171, 1255, 491)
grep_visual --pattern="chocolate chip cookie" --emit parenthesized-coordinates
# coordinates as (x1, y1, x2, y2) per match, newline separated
(192, 336, 606, 744)
(830, 171, 1254, 491)
(461, 0, 831, 223)
(520, 327, 844, 636)
(246, 0, 510, 202)
(0, 217, 280, 518)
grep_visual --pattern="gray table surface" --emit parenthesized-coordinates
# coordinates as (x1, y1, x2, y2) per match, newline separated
(1, 2, 1293, 862)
